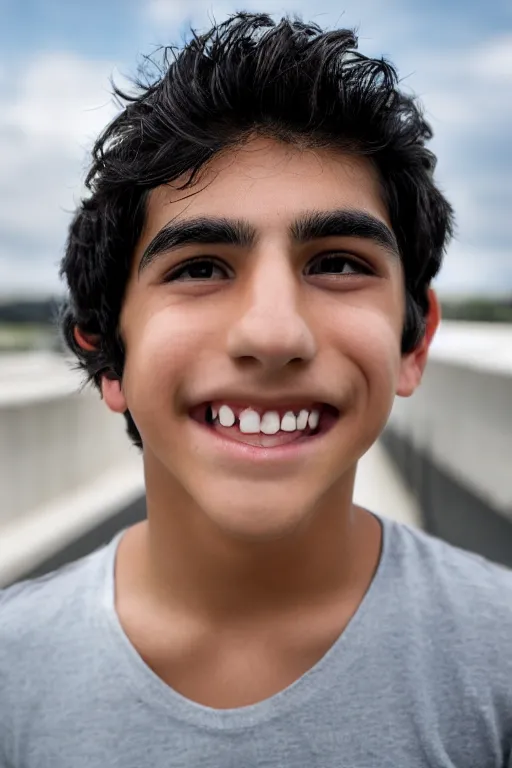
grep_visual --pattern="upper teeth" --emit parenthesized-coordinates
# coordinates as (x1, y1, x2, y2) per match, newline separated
(218, 404, 235, 427)
(216, 405, 320, 433)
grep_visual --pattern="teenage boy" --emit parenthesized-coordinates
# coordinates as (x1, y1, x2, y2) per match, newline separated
(1, 13, 511, 768)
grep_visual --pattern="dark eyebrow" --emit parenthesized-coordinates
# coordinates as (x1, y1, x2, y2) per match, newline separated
(138, 208, 399, 276)
(291, 209, 399, 258)
(138, 217, 256, 275)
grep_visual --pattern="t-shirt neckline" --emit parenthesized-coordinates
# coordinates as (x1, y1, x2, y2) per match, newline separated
(97, 511, 396, 730)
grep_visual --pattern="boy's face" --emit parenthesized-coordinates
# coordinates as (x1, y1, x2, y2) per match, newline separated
(103, 137, 438, 540)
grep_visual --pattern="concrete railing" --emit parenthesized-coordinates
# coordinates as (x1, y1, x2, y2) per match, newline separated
(0, 353, 144, 585)
(387, 321, 512, 519)
(384, 320, 512, 567)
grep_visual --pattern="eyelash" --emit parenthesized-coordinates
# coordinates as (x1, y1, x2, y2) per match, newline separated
(164, 254, 374, 282)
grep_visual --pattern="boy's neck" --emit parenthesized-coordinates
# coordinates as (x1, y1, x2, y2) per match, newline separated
(118, 467, 383, 625)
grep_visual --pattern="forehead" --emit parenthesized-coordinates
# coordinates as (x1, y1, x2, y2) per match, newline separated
(143, 137, 391, 237)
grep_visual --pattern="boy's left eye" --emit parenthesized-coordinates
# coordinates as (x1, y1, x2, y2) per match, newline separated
(305, 253, 372, 276)
(165, 258, 230, 282)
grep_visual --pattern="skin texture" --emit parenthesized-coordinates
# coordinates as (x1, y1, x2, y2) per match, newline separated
(101, 137, 440, 707)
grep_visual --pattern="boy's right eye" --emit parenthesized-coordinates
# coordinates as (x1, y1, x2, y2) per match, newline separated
(164, 258, 231, 282)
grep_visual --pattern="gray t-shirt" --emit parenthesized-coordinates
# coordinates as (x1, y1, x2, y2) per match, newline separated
(1, 513, 512, 768)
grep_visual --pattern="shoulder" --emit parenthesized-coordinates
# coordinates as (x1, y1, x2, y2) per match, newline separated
(386, 518, 512, 651)
(1, 558, 80, 619)
(0, 544, 110, 673)
(384, 520, 512, 738)
(0, 546, 110, 761)
(379, 519, 512, 759)
(391, 518, 512, 595)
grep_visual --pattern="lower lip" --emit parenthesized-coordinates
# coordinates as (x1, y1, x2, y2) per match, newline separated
(187, 417, 338, 464)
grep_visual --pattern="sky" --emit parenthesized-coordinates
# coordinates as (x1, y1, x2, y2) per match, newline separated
(0, 0, 510, 299)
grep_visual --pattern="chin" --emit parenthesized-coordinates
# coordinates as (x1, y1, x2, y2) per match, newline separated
(197, 489, 318, 542)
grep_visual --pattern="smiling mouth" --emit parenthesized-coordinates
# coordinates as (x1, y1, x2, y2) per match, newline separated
(189, 402, 340, 448)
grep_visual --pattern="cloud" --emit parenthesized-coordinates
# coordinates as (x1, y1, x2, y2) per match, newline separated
(476, 33, 512, 82)
(403, 34, 512, 296)
(147, 0, 247, 27)
(414, 34, 512, 131)
(146, 0, 334, 27)
(0, 52, 120, 295)
(0, 253, 62, 297)
(3, 52, 117, 152)
(143, 0, 415, 54)
(433, 241, 512, 299)
(0, 5, 510, 298)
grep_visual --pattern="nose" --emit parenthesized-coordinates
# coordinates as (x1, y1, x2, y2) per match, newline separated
(226, 253, 317, 371)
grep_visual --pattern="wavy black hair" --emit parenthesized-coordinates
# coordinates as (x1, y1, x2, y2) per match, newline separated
(59, 12, 454, 449)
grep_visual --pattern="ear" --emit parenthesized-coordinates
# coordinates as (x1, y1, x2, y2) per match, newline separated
(396, 288, 441, 398)
(101, 375, 128, 413)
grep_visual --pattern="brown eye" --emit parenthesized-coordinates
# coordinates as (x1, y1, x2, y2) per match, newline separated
(165, 258, 230, 282)
(306, 253, 373, 276)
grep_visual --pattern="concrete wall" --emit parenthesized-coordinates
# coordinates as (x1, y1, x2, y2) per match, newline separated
(0, 378, 133, 525)
(385, 320, 512, 567)
(0, 353, 144, 586)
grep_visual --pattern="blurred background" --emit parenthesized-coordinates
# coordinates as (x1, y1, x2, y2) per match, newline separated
(0, 0, 510, 586)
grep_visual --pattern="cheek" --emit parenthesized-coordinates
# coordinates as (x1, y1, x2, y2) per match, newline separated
(332, 305, 402, 400)
(121, 308, 208, 426)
